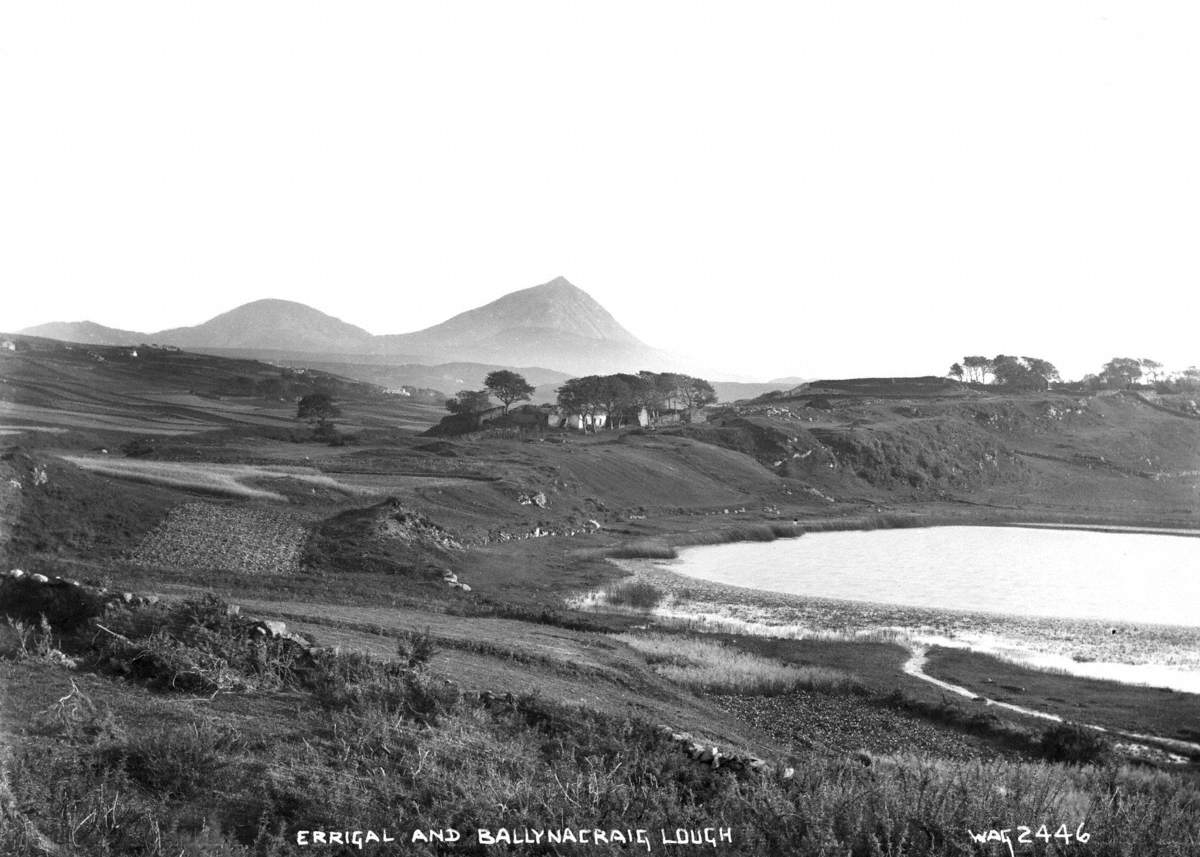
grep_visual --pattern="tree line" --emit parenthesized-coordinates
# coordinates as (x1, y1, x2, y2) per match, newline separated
(948, 355, 1199, 392)
(948, 355, 1060, 389)
(1083, 357, 1200, 392)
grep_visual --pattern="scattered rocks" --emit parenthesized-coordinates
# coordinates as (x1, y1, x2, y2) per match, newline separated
(517, 491, 548, 508)
(655, 724, 773, 776)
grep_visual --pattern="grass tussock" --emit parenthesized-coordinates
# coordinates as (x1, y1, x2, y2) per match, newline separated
(603, 580, 665, 610)
(617, 632, 859, 695)
(607, 538, 678, 559)
(799, 513, 925, 533)
(682, 523, 781, 546)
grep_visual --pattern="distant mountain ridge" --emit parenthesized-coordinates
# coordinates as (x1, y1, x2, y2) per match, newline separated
(19, 320, 145, 347)
(18, 277, 677, 376)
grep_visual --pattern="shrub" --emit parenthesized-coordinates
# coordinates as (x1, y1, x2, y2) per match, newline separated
(397, 627, 436, 669)
(604, 580, 664, 610)
(104, 721, 238, 800)
(306, 647, 458, 726)
(1039, 723, 1111, 765)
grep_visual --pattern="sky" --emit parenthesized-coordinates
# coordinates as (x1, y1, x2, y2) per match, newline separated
(1, 2, 1197, 381)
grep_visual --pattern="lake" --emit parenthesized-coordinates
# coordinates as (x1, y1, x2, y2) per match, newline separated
(671, 525, 1200, 628)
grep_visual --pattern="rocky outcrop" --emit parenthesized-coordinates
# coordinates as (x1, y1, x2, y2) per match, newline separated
(0, 569, 158, 629)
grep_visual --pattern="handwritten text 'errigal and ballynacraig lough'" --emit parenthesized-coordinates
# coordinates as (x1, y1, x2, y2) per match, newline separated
(296, 827, 733, 850)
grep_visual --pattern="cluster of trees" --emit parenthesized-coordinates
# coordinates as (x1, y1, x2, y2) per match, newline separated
(1084, 357, 1199, 391)
(445, 370, 535, 416)
(555, 371, 717, 428)
(949, 355, 1060, 390)
(443, 369, 718, 430)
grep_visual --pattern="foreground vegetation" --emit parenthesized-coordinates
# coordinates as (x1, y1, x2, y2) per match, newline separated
(3, 594, 1200, 856)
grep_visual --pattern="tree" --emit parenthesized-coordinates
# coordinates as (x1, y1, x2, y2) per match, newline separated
(991, 355, 1042, 390)
(556, 376, 607, 429)
(948, 362, 964, 381)
(678, 375, 717, 414)
(445, 389, 493, 415)
(1139, 359, 1164, 385)
(1022, 357, 1060, 385)
(484, 370, 535, 414)
(297, 393, 341, 425)
(1099, 357, 1143, 389)
(962, 355, 993, 384)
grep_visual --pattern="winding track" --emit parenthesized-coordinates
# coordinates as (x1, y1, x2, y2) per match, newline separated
(901, 646, 1200, 762)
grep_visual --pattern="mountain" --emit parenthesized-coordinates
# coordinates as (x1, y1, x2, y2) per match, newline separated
(17, 321, 144, 346)
(152, 299, 374, 353)
(18, 278, 681, 377)
(369, 277, 674, 374)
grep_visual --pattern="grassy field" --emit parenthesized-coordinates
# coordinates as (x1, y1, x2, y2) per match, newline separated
(616, 632, 860, 695)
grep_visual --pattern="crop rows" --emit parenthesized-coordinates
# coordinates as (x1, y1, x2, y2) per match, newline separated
(132, 502, 308, 574)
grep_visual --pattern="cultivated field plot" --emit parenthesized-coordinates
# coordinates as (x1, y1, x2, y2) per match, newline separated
(132, 502, 309, 574)
(61, 455, 374, 501)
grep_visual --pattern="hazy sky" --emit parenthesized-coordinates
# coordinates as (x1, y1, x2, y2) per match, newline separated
(2, 2, 1197, 380)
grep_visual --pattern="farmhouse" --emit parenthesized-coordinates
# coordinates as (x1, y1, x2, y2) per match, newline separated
(566, 412, 607, 431)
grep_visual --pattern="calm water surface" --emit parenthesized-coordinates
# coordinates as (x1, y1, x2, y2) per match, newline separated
(673, 526, 1200, 628)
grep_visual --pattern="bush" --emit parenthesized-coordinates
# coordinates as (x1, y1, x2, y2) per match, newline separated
(104, 721, 239, 800)
(604, 580, 664, 610)
(93, 595, 312, 693)
(1039, 723, 1110, 765)
(397, 628, 436, 669)
(306, 647, 458, 726)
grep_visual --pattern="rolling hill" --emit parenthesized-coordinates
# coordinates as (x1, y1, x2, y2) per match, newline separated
(152, 299, 374, 353)
(18, 320, 145, 346)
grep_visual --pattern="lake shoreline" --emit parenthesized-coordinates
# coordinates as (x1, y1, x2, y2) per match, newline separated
(587, 542, 1200, 695)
